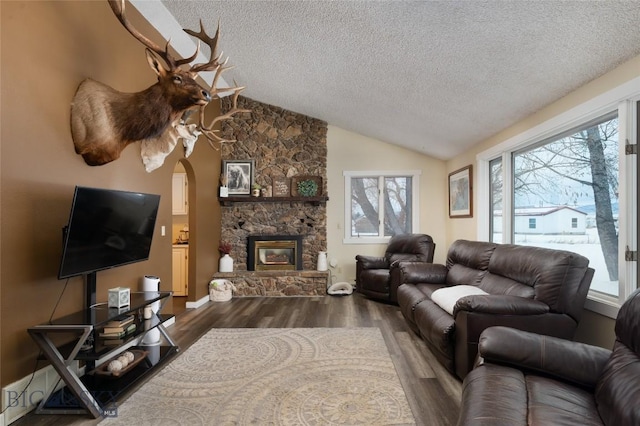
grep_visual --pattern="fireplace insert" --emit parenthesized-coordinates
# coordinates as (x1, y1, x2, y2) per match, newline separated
(247, 235, 303, 271)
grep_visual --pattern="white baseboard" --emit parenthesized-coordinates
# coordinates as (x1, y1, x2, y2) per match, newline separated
(1, 362, 78, 426)
(185, 295, 210, 309)
(163, 315, 176, 328)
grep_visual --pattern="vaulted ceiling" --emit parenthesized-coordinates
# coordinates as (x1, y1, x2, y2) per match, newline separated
(132, 1, 640, 160)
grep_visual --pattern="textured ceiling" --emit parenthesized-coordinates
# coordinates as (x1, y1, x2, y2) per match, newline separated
(135, 1, 640, 160)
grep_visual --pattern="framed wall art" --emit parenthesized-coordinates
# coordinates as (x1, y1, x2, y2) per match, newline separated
(272, 177, 291, 197)
(291, 176, 322, 197)
(222, 160, 254, 196)
(449, 165, 472, 218)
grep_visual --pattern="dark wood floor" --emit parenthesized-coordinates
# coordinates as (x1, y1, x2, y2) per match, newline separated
(13, 294, 462, 426)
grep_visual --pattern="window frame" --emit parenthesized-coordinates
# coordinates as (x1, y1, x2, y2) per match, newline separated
(343, 170, 421, 244)
(476, 76, 640, 318)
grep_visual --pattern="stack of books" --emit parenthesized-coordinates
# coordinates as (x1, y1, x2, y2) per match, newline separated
(99, 315, 137, 344)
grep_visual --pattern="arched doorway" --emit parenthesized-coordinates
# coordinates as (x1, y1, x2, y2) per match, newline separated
(171, 160, 194, 313)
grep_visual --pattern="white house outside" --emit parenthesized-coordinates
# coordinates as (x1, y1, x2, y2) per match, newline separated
(494, 206, 588, 235)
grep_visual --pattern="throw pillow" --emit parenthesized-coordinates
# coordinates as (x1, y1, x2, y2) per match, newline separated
(431, 285, 488, 315)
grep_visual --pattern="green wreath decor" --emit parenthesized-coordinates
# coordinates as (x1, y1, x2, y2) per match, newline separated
(297, 179, 319, 197)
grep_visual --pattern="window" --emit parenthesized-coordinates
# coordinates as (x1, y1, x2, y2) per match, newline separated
(344, 170, 420, 244)
(510, 113, 619, 297)
(478, 83, 639, 318)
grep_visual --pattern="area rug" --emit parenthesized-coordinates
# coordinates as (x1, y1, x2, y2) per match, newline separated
(101, 328, 415, 425)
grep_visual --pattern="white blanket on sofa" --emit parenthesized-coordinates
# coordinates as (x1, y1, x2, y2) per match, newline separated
(431, 285, 488, 315)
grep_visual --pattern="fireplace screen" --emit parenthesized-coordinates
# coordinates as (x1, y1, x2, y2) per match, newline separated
(248, 235, 303, 271)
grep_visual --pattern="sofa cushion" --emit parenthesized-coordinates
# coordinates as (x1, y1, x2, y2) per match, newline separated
(478, 271, 535, 299)
(484, 244, 589, 314)
(527, 375, 602, 425)
(431, 285, 488, 315)
(414, 299, 456, 369)
(459, 364, 603, 426)
(445, 240, 496, 286)
(447, 264, 489, 287)
(445, 240, 496, 271)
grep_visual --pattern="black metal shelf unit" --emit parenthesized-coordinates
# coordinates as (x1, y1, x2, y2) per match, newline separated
(28, 291, 178, 418)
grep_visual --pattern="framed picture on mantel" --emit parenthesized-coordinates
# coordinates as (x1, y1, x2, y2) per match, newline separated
(272, 177, 290, 197)
(223, 160, 254, 196)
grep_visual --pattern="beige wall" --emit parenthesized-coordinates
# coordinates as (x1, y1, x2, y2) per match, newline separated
(0, 1, 220, 385)
(326, 126, 447, 284)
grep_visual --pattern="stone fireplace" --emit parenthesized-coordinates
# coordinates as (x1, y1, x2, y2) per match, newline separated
(213, 97, 329, 296)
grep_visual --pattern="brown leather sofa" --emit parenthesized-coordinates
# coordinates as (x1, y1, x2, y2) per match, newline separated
(397, 239, 594, 379)
(355, 233, 435, 304)
(458, 288, 640, 426)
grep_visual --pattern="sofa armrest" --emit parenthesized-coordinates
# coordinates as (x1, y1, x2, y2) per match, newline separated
(454, 295, 550, 316)
(478, 326, 611, 390)
(355, 255, 388, 270)
(458, 363, 529, 425)
(397, 262, 447, 284)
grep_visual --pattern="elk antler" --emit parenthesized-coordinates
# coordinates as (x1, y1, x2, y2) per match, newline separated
(108, 0, 200, 70)
(181, 21, 249, 149)
(198, 83, 250, 150)
(184, 21, 226, 73)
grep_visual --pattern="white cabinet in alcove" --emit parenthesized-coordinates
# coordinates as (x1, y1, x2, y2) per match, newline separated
(172, 173, 188, 215)
(172, 245, 188, 296)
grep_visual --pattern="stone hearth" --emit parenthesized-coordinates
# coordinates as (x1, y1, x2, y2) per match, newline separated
(213, 271, 329, 297)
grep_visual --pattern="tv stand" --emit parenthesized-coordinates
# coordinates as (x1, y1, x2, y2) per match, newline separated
(28, 291, 178, 418)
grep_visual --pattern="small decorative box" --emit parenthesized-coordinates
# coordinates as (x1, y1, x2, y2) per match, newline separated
(108, 287, 131, 308)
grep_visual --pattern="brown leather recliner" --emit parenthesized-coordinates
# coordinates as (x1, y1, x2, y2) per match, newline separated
(355, 234, 435, 304)
(458, 288, 640, 426)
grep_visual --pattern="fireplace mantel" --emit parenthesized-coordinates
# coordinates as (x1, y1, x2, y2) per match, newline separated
(218, 195, 329, 206)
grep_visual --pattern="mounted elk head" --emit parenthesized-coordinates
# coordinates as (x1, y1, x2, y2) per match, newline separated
(71, 0, 248, 169)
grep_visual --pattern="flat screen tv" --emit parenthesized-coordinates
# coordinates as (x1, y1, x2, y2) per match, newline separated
(58, 186, 161, 280)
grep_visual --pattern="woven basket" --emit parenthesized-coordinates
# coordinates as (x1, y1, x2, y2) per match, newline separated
(209, 279, 235, 302)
